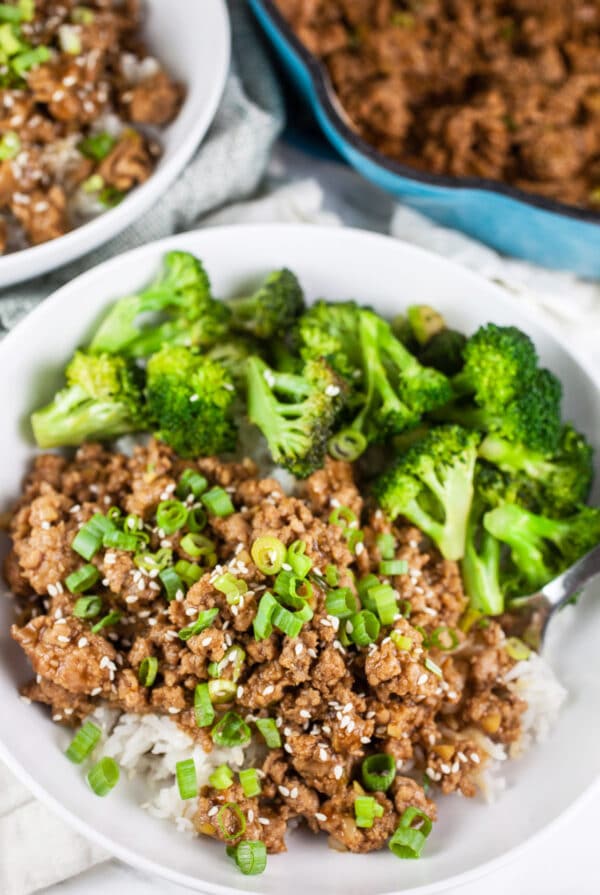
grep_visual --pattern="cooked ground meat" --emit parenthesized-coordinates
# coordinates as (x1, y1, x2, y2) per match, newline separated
(0, 0, 183, 253)
(7, 440, 527, 855)
(276, 0, 600, 211)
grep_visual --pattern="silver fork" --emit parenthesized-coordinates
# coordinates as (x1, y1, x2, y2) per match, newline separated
(509, 542, 600, 650)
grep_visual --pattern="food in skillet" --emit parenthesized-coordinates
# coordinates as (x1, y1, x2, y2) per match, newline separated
(0, 0, 183, 253)
(5, 252, 598, 876)
(273, 0, 600, 211)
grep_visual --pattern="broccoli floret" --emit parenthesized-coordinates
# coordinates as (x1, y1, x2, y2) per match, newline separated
(484, 503, 600, 595)
(479, 424, 594, 515)
(297, 300, 365, 381)
(205, 336, 261, 385)
(461, 465, 507, 616)
(407, 305, 446, 346)
(31, 351, 147, 448)
(440, 368, 562, 454)
(418, 329, 467, 376)
(89, 251, 230, 358)
(453, 324, 538, 409)
(226, 268, 305, 340)
(146, 346, 237, 458)
(373, 425, 479, 561)
(246, 355, 345, 477)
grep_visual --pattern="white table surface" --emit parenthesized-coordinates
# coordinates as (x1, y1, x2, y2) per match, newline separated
(35, 143, 600, 894)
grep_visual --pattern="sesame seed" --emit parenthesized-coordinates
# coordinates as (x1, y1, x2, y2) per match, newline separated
(360, 736, 370, 744)
(299, 709, 310, 719)
(278, 785, 290, 797)
(315, 812, 327, 822)
(258, 817, 270, 825)
(284, 744, 293, 754)
(319, 747, 328, 761)
(294, 643, 304, 656)
(91, 687, 102, 696)
(208, 806, 219, 817)
(290, 787, 299, 799)
(470, 753, 480, 764)
(417, 673, 428, 686)
(247, 809, 255, 822)
(41, 521, 50, 530)
(263, 685, 275, 696)
(441, 763, 451, 774)
(168, 707, 180, 714)
(333, 765, 343, 780)
(78, 637, 89, 648)
(57, 635, 71, 644)
(125, 595, 137, 604)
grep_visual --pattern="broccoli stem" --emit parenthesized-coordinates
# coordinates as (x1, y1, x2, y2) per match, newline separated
(483, 504, 552, 590)
(31, 386, 138, 448)
(461, 517, 504, 615)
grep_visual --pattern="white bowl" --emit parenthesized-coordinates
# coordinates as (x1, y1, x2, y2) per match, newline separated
(1, 225, 599, 895)
(0, 0, 230, 289)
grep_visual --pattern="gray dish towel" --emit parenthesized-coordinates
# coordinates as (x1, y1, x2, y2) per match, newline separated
(0, 0, 284, 331)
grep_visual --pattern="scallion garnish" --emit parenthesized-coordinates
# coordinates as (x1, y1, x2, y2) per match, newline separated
(178, 607, 219, 641)
(78, 131, 117, 162)
(176, 469, 208, 500)
(209, 764, 234, 790)
(346, 529, 364, 553)
(65, 564, 100, 594)
(328, 429, 367, 462)
(325, 587, 357, 618)
(389, 807, 433, 859)
(361, 753, 396, 791)
(174, 559, 203, 586)
(286, 540, 312, 578)
(186, 506, 208, 533)
(87, 756, 119, 797)
(102, 529, 141, 552)
(134, 548, 173, 573)
(239, 768, 261, 798)
(211, 712, 251, 748)
(201, 487, 234, 517)
(138, 656, 158, 687)
(370, 583, 398, 625)
(72, 595, 102, 619)
(72, 514, 113, 560)
(424, 657, 443, 678)
(356, 574, 380, 613)
(156, 499, 188, 535)
(180, 533, 216, 563)
(159, 566, 184, 602)
(194, 682, 215, 727)
(213, 571, 248, 605)
(391, 630, 413, 651)
(176, 758, 197, 800)
(328, 505, 357, 529)
(379, 559, 408, 577)
(216, 801, 247, 840)
(208, 679, 237, 704)
(325, 564, 339, 587)
(274, 569, 313, 603)
(226, 839, 267, 875)
(354, 795, 384, 829)
(347, 610, 380, 647)
(208, 645, 245, 683)
(65, 721, 101, 764)
(251, 536, 286, 575)
(271, 604, 303, 639)
(254, 717, 281, 748)
(0, 129, 20, 160)
(253, 591, 278, 640)
(91, 610, 121, 634)
(504, 637, 531, 661)
(12, 45, 50, 77)
(428, 626, 459, 651)
(376, 533, 396, 560)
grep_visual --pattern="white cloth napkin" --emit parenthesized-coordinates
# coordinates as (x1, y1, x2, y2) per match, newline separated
(4, 154, 600, 895)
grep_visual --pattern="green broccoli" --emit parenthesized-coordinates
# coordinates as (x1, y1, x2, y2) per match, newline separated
(31, 351, 147, 448)
(226, 268, 305, 340)
(205, 336, 262, 385)
(483, 502, 600, 595)
(418, 328, 467, 376)
(452, 323, 538, 409)
(479, 424, 594, 515)
(246, 355, 345, 477)
(373, 425, 480, 561)
(146, 346, 237, 458)
(461, 465, 508, 616)
(89, 251, 230, 358)
(297, 300, 365, 381)
(407, 305, 446, 346)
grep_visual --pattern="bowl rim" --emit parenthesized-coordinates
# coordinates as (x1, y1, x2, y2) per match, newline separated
(0, 0, 231, 289)
(252, 0, 600, 227)
(1, 221, 600, 894)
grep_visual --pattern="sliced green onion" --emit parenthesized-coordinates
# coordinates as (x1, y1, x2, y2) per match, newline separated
(156, 499, 188, 535)
(186, 506, 207, 533)
(211, 712, 251, 748)
(102, 529, 140, 552)
(138, 656, 158, 687)
(174, 559, 203, 586)
(180, 533, 216, 562)
(376, 533, 396, 560)
(328, 428, 367, 461)
(504, 637, 531, 661)
(428, 626, 460, 651)
(194, 682, 215, 727)
(87, 756, 119, 797)
(72, 514, 113, 560)
(226, 840, 267, 876)
(329, 506, 357, 529)
(389, 807, 433, 859)
(176, 758, 197, 800)
(134, 548, 173, 573)
(253, 591, 278, 640)
(216, 801, 246, 840)
(12, 45, 50, 76)
(325, 587, 357, 618)
(398, 599, 412, 618)
(82, 173, 104, 194)
(58, 23, 81, 54)
(255, 717, 281, 748)
(346, 529, 364, 553)
(124, 513, 143, 532)
(78, 131, 117, 162)
(208, 679, 237, 704)
(201, 487, 234, 517)
(361, 753, 396, 791)
(424, 657, 443, 678)
(251, 536, 286, 575)
(71, 5, 95, 25)
(272, 604, 303, 639)
(391, 630, 413, 651)
(159, 566, 184, 602)
(239, 768, 261, 798)
(91, 610, 121, 634)
(0, 129, 20, 160)
(370, 583, 398, 625)
(325, 564, 339, 587)
(0, 3, 25, 23)
(209, 764, 234, 790)
(176, 469, 208, 499)
(274, 570, 314, 603)
(348, 610, 380, 647)
(66, 564, 100, 594)
(357, 574, 380, 613)
(286, 540, 312, 578)
(178, 607, 219, 641)
(208, 645, 245, 683)
(72, 595, 102, 619)
(354, 795, 384, 829)
(213, 572, 247, 605)
(65, 721, 101, 764)
(379, 559, 408, 577)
